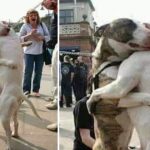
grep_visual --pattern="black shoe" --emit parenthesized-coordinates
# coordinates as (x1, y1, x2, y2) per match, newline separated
(66, 104, 71, 107)
(59, 101, 63, 108)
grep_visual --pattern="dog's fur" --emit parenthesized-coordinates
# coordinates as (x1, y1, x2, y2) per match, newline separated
(92, 18, 150, 74)
(0, 21, 40, 150)
(87, 18, 150, 150)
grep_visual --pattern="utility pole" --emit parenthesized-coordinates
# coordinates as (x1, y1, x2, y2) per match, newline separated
(74, 0, 77, 21)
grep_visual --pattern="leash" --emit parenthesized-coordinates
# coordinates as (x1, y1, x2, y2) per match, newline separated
(92, 61, 122, 90)
(87, 61, 121, 114)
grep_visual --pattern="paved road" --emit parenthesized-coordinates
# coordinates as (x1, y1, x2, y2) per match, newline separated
(60, 106, 141, 150)
(0, 66, 57, 150)
(60, 107, 74, 150)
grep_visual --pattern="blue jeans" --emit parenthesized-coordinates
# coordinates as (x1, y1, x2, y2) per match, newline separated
(23, 54, 44, 93)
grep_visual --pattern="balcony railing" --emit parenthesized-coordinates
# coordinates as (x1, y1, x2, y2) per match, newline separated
(60, 24, 80, 35)
(60, 22, 94, 37)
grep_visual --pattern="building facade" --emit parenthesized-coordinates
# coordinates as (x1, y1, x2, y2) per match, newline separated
(60, 0, 97, 64)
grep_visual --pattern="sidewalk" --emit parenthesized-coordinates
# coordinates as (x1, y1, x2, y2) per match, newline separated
(0, 66, 57, 150)
(59, 105, 140, 150)
(59, 107, 74, 150)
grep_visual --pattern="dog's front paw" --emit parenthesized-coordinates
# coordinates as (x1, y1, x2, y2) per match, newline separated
(12, 132, 19, 138)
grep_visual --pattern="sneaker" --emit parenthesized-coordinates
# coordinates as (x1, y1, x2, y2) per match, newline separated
(24, 91, 30, 96)
(47, 123, 57, 132)
(33, 92, 40, 97)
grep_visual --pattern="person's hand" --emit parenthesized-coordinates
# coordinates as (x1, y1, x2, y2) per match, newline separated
(42, 0, 57, 11)
(29, 30, 44, 41)
(29, 29, 37, 36)
(33, 34, 44, 42)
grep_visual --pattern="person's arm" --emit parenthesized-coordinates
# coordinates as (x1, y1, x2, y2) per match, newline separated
(42, 0, 57, 12)
(79, 128, 95, 148)
(19, 24, 39, 42)
(74, 99, 95, 148)
(71, 72, 74, 83)
(70, 64, 75, 83)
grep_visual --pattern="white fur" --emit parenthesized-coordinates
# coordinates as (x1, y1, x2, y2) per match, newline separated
(132, 22, 150, 48)
(0, 22, 40, 150)
(88, 19, 150, 150)
(88, 52, 150, 150)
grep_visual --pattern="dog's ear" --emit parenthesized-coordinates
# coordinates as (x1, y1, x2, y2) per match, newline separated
(94, 24, 109, 37)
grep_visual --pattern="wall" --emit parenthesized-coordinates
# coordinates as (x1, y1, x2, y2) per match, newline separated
(60, 2, 94, 29)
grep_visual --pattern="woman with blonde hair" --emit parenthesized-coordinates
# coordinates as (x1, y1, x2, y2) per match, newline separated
(19, 9, 50, 97)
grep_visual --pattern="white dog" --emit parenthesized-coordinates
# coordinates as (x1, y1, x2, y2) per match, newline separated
(87, 18, 150, 150)
(0, 21, 40, 150)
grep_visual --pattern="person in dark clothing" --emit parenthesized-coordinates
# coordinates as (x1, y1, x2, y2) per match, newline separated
(73, 56, 88, 102)
(73, 96, 95, 150)
(42, 0, 57, 51)
(42, 0, 58, 107)
(46, 10, 57, 51)
(61, 55, 74, 107)
(42, 0, 58, 131)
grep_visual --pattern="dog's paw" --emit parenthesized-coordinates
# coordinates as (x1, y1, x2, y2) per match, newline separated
(12, 132, 19, 138)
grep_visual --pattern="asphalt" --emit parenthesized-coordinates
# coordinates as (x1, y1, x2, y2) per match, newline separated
(0, 66, 57, 150)
(59, 107, 74, 150)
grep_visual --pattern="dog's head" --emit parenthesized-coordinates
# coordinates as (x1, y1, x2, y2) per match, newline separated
(0, 21, 11, 36)
(92, 18, 150, 73)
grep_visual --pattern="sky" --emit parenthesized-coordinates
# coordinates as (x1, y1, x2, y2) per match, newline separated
(92, 0, 150, 26)
(0, 0, 49, 22)
(0, 0, 150, 25)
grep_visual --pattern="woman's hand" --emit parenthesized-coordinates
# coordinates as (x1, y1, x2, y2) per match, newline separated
(33, 35, 44, 42)
(29, 29, 37, 36)
(30, 30, 44, 42)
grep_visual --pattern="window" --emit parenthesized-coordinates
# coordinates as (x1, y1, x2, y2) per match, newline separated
(60, 9, 74, 24)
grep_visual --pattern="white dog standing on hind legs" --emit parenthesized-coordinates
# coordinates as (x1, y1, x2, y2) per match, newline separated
(0, 21, 41, 150)
(87, 18, 150, 150)
(88, 52, 150, 150)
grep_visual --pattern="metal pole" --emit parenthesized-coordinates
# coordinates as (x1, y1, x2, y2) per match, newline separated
(74, 0, 77, 21)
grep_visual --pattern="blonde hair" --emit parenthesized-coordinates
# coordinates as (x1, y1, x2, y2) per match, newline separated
(25, 9, 40, 24)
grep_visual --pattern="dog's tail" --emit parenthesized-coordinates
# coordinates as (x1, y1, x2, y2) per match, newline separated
(21, 94, 41, 120)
